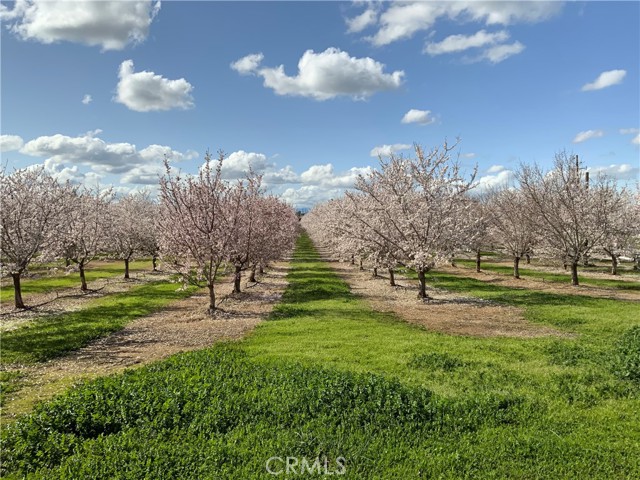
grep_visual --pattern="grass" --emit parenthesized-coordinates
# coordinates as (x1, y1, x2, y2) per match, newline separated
(457, 258, 640, 290)
(1, 233, 639, 478)
(0, 259, 153, 303)
(0, 281, 197, 365)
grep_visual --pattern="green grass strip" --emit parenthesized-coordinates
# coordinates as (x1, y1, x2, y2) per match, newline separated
(456, 258, 640, 290)
(0, 260, 153, 303)
(1, 281, 197, 365)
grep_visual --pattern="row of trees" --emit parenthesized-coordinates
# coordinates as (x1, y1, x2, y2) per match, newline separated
(1, 152, 299, 312)
(302, 143, 639, 298)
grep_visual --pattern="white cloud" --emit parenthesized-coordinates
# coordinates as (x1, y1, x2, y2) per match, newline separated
(230, 53, 264, 75)
(0, 134, 24, 152)
(115, 60, 194, 112)
(581, 69, 626, 91)
(280, 185, 348, 209)
(619, 128, 640, 145)
(0, 0, 160, 51)
(476, 41, 525, 63)
(346, 7, 378, 33)
(587, 164, 640, 182)
(572, 129, 604, 144)
(220, 150, 272, 179)
(486, 164, 505, 173)
(425, 29, 509, 55)
(461, 152, 477, 159)
(475, 169, 515, 191)
(202, 150, 300, 186)
(370, 144, 412, 157)
(82, 94, 92, 105)
(401, 109, 435, 125)
(300, 163, 372, 188)
(20, 131, 196, 182)
(368, 1, 561, 46)
(232, 48, 404, 101)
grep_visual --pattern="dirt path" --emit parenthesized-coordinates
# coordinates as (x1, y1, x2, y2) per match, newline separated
(323, 254, 567, 339)
(443, 266, 640, 302)
(2, 263, 289, 419)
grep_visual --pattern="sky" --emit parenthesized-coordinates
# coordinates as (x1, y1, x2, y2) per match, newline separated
(1, 0, 639, 208)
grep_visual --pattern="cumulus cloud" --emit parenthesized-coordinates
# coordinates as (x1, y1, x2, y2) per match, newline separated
(572, 129, 604, 144)
(367, 1, 561, 46)
(82, 94, 92, 105)
(230, 53, 264, 75)
(370, 144, 411, 157)
(280, 185, 348, 209)
(475, 168, 515, 191)
(425, 29, 509, 55)
(581, 69, 626, 91)
(115, 60, 194, 112)
(587, 164, 640, 182)
(0, 134, 24, 152)
(461, 152, 477, 159)
(20, 130, 197, 182)
(300, 163, 372, 188)
(401, 109, 435, 125)
(0, 0, 160, 51)
(231, 48, 404, 101)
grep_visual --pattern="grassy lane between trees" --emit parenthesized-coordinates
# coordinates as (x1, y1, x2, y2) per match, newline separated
(0, 259, 153, 303)
(455, 258, 640, 290)
(1, 233, 639, 478)
(1, 281, 198, 365)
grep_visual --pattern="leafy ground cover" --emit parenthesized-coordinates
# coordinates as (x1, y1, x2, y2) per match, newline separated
(457, 258, 640, 290)
(1, 281, 197, 365)
(1, 234, 639, 478)
(0, 260, 153, 303)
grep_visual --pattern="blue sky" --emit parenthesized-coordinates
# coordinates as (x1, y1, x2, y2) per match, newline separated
(1, 1, 638, 207)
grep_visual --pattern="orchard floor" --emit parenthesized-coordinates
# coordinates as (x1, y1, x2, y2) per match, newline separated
(326, 259, 567, 338)
(1, 264, 289, 419)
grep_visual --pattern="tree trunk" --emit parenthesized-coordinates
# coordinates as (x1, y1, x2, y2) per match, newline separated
(450, 256, 456, 267)
(388, 268, 395, 286)
(259, 264, 264, 274)
(12, 273, 26, 309)
(417, 268, 429, 299)
(571, 261, 579, 286)
(207, 283, 216, 314)
(610, 254, 618, 276)
(80, 264, 88, 291)
(583, 255, 590, 267)
(526, 254, 531, 264)
(513, 256, 521, 279)
(373, 267, 378, 277)
(350, 255, 355, 265)
(65, 257, 71, 267)
(249, 264, 257, 283)
(233, 265, 242, 293)
(476, 249, 481, 273)
(359, 258, 363, 271)
(124, 258, 130, 279)
(152, 254, 158, 272)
